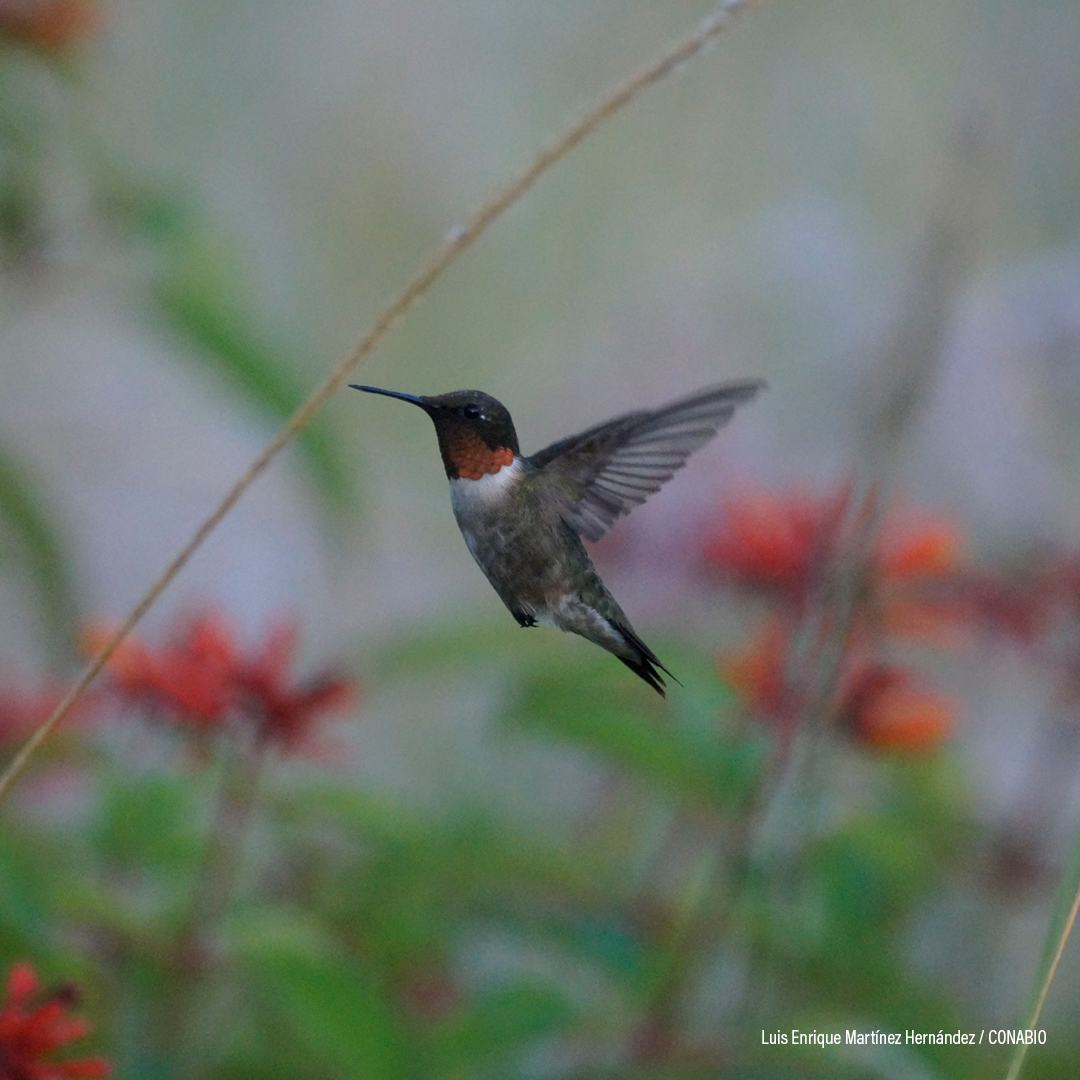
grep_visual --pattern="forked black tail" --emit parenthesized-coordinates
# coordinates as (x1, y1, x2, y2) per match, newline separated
(612, 619, 680, 697)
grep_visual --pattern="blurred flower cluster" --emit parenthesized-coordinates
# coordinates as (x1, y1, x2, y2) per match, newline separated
(83, 611, 356, 755)
(703, 482, 965, 752)
(700, 478, 1080, 795)
(0, 961, 108, 1078)
(0, 610, 358, 1073)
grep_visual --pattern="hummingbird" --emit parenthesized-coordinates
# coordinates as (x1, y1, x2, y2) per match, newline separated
(353, 380, 764, 695)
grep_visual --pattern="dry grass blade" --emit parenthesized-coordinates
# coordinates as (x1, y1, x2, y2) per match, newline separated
(0, 0, 758, 802)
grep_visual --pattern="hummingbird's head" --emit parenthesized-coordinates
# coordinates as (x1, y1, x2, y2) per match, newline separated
(352, 385, 520, 481)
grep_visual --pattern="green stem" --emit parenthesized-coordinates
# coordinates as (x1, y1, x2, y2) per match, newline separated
(1004, 817, 1080, 1080)
(630, 834, 729, 1065)
(629, 719, 804, 1065)
(164, 737, 267, 1068)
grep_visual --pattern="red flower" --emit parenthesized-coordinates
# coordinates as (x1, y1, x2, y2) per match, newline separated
(83, 614, 239, 728)
(84, 610, 357, 753)
(875, 516, 970, 648)
(232, 620, 356, 751)
(707, 484, 968, 752)
(842, 664, 956, 753)
(721, 623, 956, 753)
(704, 484, 971, 651)
(0, 0, 100, 50)
(0, 962, 109, 1078)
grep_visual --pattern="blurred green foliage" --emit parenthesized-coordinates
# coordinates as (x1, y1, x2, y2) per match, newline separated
(3, 623, 1075, 1079)
(0, 46, 352, 542)
(0, 446, 77, 655)
(151, 224, 351, 508)
(0, 32, 354, 669)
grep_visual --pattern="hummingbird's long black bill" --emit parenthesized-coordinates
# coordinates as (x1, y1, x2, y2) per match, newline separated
(350, 384, 428, 408)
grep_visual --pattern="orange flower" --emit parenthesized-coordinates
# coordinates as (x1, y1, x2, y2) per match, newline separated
(708, 483, 970, 748)
(843, 665, 955, 753)
(705, 483, 972, 649)
(871, 515, 970, 647)
(719, 618, 795, 720)
(721, 620, 957, 751)
(702, 487, 848, 599)
(0, 0, 100, 50)
(876, 518, 962, 579)
(83, 610, 357, 752)
(0, 961, 109, 1078)
(704, 484, 964, 594)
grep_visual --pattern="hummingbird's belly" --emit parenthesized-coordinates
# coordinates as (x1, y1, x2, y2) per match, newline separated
(451, 518, 565, 611)
(448, 461, 604, 621)
(457, 519, 568, 609)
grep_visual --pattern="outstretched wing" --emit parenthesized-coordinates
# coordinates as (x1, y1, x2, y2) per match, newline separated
(529, 380, 764, 542)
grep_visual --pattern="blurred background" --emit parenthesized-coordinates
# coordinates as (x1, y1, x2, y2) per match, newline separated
(2, 0, 1080, 1077)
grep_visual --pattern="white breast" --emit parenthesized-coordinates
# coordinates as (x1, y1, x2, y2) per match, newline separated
(449, 457, 524, 515)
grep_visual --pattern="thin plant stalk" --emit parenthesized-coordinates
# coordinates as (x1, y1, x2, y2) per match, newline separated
(177, 738, 267, 964)
(759, 108, 1000, 861)
(629, 729, 807, 1064)
(0, 0, 759, 804)
(166, 736, 267, 1069)
(1004, 819, 1080, 1080)
(724, 109, 1001, 1044)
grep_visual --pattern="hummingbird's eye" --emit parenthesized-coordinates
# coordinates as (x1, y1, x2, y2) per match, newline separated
(463, 404, 481, 420)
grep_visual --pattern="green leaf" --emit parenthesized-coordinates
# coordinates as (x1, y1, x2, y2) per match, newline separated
(91, 772, 203, 874)
(0, 444, 77, 655)
(97, 185, 193, 243)
(276, 786, 431, 848)
(552, 914, 645, 980)
(232, 910, 406, 1080)
(511, 659, 766, 812)
(275, 789, 634, 990)
(154, 234, 350, 508)
(280, 788, 614, 908)
(375, 619, 534, 677)
(431, 982, 575, 1077)
(0, 834, 50, 952)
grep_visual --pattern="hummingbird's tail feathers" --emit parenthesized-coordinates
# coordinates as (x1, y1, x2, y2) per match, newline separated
(618, 653, 667, 697)
(610, 618, 680, 698)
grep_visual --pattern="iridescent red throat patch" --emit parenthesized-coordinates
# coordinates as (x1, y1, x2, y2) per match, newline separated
(448, 430, 514, 480)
